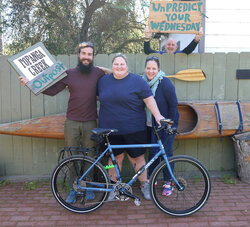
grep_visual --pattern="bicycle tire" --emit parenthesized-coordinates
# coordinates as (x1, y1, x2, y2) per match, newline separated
(150, 155, 211, 217)
(51, 155, 110, 214)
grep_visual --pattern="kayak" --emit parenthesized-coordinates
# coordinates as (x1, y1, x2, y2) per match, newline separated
(0, 101, 250, 139)
(176, 101, 250, 139)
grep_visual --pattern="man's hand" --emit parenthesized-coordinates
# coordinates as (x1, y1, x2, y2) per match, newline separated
(19, 76, 29, 86)
(144, 26, 151, 39)
(195, 27, 203, 42)
(97, 66, 112, 74)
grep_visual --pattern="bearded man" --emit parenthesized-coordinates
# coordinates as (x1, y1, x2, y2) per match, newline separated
(19, 42, 105, 203)
(19, 42, 105, 151)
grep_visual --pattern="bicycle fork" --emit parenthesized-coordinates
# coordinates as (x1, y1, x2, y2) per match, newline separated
(153, 140, 184, 191)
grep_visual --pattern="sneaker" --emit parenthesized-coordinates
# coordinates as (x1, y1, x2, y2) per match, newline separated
(141, 182, 151, 200)
(66, 189, 76, 203)
(162, 182, 173, 196)
(106, 188, 116, 202)
(85, 190, 95, 200)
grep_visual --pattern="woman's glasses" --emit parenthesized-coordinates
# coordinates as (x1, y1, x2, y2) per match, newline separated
(146, 56, 159, 61)
(145, 56, 160, 67)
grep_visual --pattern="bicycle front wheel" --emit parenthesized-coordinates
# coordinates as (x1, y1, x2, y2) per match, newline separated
(150, 155, 211, 217)
(51, 155, 110, 214)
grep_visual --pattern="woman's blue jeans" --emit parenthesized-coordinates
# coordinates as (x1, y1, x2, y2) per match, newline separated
(147, 127, 175, 181)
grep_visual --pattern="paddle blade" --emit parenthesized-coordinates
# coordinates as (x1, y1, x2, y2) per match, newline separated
(166, 69, 206, 81)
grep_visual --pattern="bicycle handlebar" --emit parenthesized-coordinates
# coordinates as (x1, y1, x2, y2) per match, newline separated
(155, 119, 178, 135)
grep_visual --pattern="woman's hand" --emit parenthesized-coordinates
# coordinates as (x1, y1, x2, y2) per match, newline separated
(154, 114, 165, 126)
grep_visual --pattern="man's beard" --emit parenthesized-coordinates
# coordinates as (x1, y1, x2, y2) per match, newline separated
(78, 60, 94, 74)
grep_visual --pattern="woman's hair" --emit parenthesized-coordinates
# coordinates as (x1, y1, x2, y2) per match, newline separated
(145, 56, 160, 68)
(112, 53, 128, 65)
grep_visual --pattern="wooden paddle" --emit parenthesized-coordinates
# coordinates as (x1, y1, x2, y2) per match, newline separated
(98, 67, 206, 81)
(165, 69, 206, 81)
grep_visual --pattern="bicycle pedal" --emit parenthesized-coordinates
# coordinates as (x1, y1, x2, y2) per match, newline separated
(134, 198, 141, 207)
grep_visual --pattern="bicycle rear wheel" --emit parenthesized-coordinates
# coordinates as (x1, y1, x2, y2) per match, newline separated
(150, 155, 211, 217)
(51, 155, 110, 213)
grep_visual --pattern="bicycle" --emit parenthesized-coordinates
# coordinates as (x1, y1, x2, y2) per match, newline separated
(51, 119, 211, 217)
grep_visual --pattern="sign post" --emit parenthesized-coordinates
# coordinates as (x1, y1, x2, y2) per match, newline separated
(149, 0, 204, 34)
(8, 42, 67, 95)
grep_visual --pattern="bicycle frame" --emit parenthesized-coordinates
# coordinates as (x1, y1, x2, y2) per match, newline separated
(76, 138, 183, 192)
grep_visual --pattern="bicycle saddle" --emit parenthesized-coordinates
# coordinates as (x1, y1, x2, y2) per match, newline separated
(91, 128, 119, 135)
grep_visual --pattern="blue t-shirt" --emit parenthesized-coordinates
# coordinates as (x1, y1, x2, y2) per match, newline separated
(97, 73, 153, 134)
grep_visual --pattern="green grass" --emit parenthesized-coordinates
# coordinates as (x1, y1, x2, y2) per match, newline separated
(193, 176, 201, 183)
(220, 174, 236, 185)
(0, 180, 10, 187)
(21, 181, 39, 191)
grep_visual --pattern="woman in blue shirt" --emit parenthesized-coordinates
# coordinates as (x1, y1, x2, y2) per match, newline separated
(97, 53, 164, 200)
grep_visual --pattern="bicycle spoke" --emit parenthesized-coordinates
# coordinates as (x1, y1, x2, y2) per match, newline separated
(51, 155, 110, 213)
(150, 155, 211, 217)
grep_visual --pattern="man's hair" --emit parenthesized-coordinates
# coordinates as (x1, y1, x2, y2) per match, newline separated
(78, 41, 95, 54)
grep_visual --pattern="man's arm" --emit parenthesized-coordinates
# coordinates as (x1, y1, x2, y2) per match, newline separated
(144, 41, 156, 55)
(144, 26, 157, 55)
(97, 66, 112, 74)
(42, 79, 67, 96)
(181, 27, 203, 55)
(181, 39, 199, 55)
(19, 76, 67, 96)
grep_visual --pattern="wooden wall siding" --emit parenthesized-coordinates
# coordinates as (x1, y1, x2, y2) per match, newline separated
(205, 0, 250, 53)
(1, 53, 250, 177)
